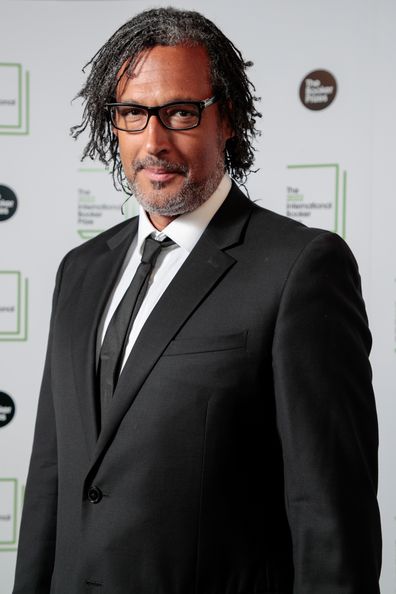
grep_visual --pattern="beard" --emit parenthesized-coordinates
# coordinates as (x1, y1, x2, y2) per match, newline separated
(126, 154, 225, 217)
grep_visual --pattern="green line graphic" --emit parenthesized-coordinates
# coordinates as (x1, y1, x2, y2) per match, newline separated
(0, 547, 18, 553)
(334, 165, 339, 233)
(0, 271, 20, 334)
(0, 276, 28, 341)
(18, 64, 22, 128)
(342, 171, 347, 239)
(25, 70, 30, 135)
(287, 163, 339, 169)
(78, 168, 109, 173)
(24, 278, 29, 340)
(0, 478, 18, 546)
(17, 274, 21, 334)
(78, 229, 104, 240)
(0, 64, 21, 128)
(0, 68, 30, 136)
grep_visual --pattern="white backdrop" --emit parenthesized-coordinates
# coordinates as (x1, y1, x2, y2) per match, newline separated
(0, 0, 395, 592)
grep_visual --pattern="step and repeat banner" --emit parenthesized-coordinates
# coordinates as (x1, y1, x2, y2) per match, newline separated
(1, 0, 395, 591)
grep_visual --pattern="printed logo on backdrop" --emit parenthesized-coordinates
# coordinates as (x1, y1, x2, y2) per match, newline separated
(0, 271, 29, 341)
(286, 164, 347, 237)
(0, 185, 17, 221)
(0, 63, 30, 135)
(0, 392, 15, 428)
(299, 70, 337, 111)
(0, 478, 24, 552)
(77, 166, 138, 241)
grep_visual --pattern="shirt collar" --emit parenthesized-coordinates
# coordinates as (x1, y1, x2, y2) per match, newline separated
(137, 174, 232, 254)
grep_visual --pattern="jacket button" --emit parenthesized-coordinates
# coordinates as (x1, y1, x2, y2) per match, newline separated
(87, 485, 103, 504)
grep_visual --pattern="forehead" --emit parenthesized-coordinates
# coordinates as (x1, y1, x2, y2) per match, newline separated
(115, 45, 212, 103)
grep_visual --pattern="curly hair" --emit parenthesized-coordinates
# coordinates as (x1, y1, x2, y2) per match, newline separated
(71, 7, 261, 194)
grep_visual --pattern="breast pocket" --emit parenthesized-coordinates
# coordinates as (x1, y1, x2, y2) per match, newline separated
(163, 330, 247, 356)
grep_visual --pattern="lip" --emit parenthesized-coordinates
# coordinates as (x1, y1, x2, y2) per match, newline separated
(142, 168, 180, 183)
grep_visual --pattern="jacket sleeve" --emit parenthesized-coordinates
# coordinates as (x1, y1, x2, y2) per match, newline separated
(13, 256, 67, 594)
(272, 231, 381, 593)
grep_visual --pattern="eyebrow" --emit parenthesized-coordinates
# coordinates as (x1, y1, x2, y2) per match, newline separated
(115, 97, 204, 105)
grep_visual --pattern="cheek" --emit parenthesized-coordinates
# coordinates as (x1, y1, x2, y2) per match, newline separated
(117, 137, 139, 168)
(184, 138, 221, 175)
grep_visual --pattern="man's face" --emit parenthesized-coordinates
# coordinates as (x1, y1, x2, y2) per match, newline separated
(114, 45, 232, 220)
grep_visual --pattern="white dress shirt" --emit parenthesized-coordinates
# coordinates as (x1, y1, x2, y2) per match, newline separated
(100, 174, 232, 371)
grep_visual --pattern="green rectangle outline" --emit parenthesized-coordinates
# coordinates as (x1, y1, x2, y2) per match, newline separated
(0, 547, 17, 552)
(342, 171, 347, 239)
(287, 163, 339, 233)
(78, 167, 108, 173)
(0, 278, 28, 342)
(0, 70, 29, 136)
(78, 229, 104, 240)
(0, 478, 18, 546)
(0, 271, 21, 335)
(0, 63, 22, 129)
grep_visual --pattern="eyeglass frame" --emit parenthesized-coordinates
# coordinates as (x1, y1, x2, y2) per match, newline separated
(105, 95, 219, 132)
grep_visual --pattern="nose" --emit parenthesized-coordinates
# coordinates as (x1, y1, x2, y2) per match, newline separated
(143, 113, 172, 156)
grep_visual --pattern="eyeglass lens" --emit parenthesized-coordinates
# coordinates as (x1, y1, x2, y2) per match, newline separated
(112, 103, 201, 131)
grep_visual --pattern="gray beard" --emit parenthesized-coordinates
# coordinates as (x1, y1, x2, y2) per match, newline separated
(126, 155, 225, 217)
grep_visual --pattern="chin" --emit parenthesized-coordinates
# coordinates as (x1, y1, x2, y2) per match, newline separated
(129, 180, 208, 217)
(136, 194, 202, 217)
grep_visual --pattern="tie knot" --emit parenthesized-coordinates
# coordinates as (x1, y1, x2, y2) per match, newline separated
(141, 235, 174, 265)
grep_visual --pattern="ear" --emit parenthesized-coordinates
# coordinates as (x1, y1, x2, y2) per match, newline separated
(222, 99, 234, 141)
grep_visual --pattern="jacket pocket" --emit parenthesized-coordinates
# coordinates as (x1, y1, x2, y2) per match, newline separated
(163, 330, 247, 356)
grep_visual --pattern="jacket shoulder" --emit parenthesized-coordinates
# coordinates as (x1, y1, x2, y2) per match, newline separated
(241, 197, 357, 276)
(250, 200, 324, 241)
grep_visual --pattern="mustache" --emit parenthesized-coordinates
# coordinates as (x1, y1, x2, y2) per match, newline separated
(132, 156, 188, 176)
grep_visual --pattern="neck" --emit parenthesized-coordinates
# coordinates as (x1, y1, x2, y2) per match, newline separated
(147, 211, 179, 231)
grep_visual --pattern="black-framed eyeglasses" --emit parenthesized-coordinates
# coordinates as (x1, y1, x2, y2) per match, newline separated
(105, 95, 218, 132)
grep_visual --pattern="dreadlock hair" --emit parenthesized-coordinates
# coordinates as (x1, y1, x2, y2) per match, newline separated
(71, 6, 261, 195)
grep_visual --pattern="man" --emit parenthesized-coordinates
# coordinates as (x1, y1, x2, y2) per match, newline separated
(13, 7, 381, 594)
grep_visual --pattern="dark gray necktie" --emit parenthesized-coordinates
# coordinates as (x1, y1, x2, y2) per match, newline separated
(99, 235, 174, 420)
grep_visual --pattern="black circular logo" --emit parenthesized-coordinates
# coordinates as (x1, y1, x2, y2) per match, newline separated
(0, 392, 16, 428)
(299, 70, 337, 110)
(0, 185, 18, 221)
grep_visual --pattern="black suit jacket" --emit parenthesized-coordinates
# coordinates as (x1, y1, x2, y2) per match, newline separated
(13, 184, 381, 594)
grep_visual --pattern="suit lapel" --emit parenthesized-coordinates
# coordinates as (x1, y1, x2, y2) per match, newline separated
(86, 184, 253, 477)
(71, 219, 138, 457)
